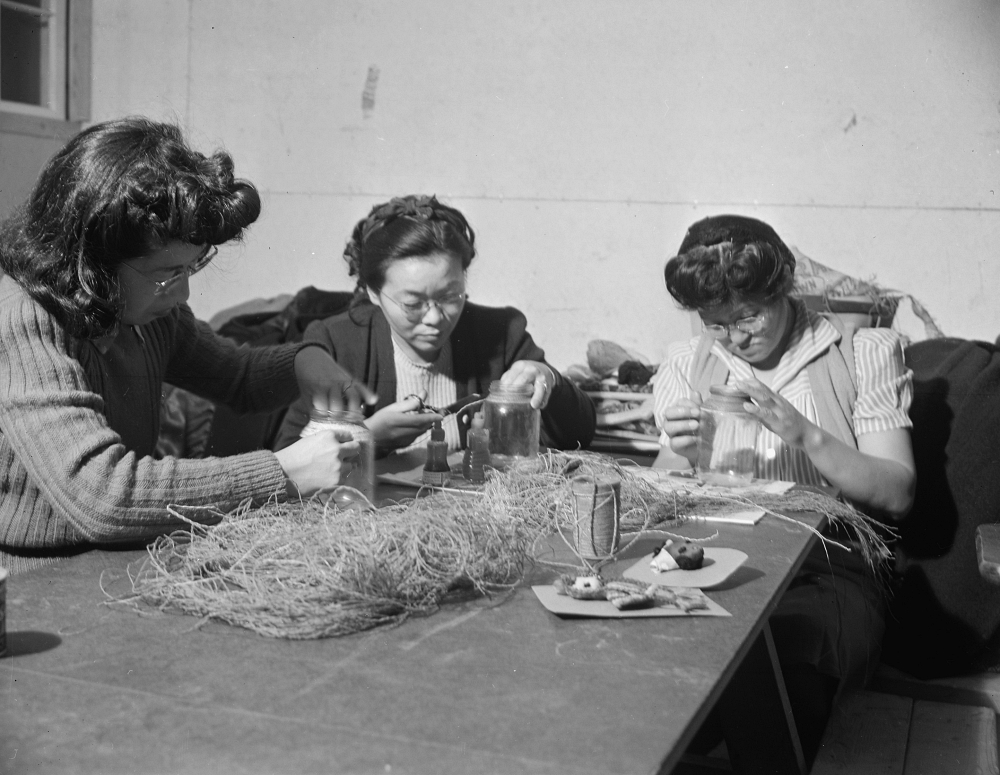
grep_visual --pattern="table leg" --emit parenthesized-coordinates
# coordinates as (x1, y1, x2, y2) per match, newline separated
(715, 622, 807, 775)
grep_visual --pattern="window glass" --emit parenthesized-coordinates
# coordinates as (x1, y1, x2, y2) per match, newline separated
(0, 0, 63, 117)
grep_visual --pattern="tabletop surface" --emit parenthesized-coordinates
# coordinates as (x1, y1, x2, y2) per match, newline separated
(1, 486, 823, 775)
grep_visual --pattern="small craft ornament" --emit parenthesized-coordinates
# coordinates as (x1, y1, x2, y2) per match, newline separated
(650, 539, 705, 572)
(650, 541, 681, 573)
(603, 580, 657, 610)
(553, 574, 605, 600)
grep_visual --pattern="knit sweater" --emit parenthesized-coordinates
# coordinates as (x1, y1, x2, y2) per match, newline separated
(0, 274, 298, 553)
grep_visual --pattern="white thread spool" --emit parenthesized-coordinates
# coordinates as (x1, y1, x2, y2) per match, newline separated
(570, 474, 621, 560)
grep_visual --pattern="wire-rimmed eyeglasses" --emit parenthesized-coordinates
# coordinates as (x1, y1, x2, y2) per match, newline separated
(122, 245, 218, 296)
(701, 313, 767, 339)
(380, 290, 466, 323)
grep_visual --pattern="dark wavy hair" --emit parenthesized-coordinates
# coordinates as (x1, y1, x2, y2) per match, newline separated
(0, 117, 260, 338)
(664, 214, 796, 310)
(343, 194, 476, 311)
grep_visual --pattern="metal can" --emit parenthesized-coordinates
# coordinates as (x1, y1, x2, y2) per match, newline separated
(300, 408, 376, 506)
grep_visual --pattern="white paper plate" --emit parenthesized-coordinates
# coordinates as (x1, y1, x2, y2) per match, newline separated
(621, 547, 748, 589)
(531, 585, 730, 618)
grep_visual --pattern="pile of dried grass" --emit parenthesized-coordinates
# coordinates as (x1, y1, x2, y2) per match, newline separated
(113, 493, 529, 639)
(109, 451, 891, 639)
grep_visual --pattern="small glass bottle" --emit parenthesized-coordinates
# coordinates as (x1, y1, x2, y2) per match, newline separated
(696, 385, 760, 486)
(483, 381, 540, 470)
(422, 420, 451, 486)
(300, 408, 376, 505)
(462, 411, 491, 483)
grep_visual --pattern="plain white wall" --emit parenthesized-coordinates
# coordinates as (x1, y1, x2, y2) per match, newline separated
(90, 0, 1000, 368)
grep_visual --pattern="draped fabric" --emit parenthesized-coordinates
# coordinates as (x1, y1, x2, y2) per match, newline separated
(883, 337, 1000, 677)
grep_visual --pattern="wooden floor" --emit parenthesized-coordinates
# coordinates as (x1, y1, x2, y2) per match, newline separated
(812, 689, 999, 775)
(671, 686, 999, 775)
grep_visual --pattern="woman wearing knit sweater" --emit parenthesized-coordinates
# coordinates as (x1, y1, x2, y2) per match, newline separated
(273, 195, 596, 456)
(0, 118, 364, 571)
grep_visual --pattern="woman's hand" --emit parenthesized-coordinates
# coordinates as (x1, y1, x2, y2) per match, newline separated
(500, 360, 557, 409)
(737, 379, 915, 517)
(274, 429, 361, 498)
(659, 394, 703, 467)
(294, 345, 376, 413)
(736, 379, 813, 448)
(364, 394, 442, 451)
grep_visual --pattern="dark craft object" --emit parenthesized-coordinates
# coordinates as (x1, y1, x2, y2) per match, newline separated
(617, 360, 655, 387)
(652, 539, 705, 570)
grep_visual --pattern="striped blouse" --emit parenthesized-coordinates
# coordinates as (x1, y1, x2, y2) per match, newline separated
(651, 304, 913, 486)
(391, 337, 463, 453)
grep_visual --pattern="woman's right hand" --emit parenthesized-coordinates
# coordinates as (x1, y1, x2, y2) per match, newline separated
(660, 394, 703, 467)
(274, 429, 361, 498)
(364, 395, 442, 451)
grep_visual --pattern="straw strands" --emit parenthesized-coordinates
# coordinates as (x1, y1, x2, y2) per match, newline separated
(109, 451, 892, 639)
(113, 493, 530, 639)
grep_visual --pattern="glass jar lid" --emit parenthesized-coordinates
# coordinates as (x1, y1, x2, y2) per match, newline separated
(487, 380, 533, 402)
(308, 407, 366, 424)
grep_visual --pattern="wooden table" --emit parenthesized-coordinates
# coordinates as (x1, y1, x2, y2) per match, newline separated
(0, 486, 823, 775)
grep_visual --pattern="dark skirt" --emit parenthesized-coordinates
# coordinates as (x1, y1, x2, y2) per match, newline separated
(770, 542, 888, 689)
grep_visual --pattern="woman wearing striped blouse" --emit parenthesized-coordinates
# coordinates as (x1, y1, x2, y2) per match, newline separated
(274, 195, 595, 455)
(653, 214, 915, 517)
(652, 214, 916, 769)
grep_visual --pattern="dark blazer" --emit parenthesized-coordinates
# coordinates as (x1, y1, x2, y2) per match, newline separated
(273, 301, 596, 452)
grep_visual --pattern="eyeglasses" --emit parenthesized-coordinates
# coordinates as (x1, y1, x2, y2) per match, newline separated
(122, 245, 218, 296)
(380, 290, 466, 322)
(702, 313, 767, 339)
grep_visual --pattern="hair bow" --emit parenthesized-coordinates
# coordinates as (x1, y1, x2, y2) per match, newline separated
(360, 195, 440, 242)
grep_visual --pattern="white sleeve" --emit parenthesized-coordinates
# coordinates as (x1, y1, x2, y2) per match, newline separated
(651, 340, 698, 446)
(852, 328, 913, 435)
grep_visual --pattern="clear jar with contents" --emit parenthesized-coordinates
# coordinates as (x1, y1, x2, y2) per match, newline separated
(696, 385, 760, 486)
(300, 408, 376, 506)
(483, 381, 540, 470)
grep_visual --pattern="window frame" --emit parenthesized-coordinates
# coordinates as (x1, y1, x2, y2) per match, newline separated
(0, 0, 89, 134)
(0, 0, 67, 119)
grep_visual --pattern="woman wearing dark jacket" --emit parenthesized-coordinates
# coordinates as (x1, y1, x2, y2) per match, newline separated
(275, 195, 595, 455)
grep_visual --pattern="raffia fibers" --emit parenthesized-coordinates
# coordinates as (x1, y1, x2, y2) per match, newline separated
(108, 451, 892, 639)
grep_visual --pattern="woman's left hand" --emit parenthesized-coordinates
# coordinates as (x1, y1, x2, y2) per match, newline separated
(736, 378, 812, 449)
(500, 360, 557, 410)
(294, 345, 376, 413)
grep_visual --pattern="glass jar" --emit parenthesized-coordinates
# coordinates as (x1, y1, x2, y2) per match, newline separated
(696, 385, 760, 486)
(300, 408, 376, 506)
(483, 381, 540, 470)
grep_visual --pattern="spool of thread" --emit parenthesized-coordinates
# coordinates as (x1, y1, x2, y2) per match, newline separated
(0, 566, 7, 658)
(570, 474, 621, 560)
(423, 420, 452, 487)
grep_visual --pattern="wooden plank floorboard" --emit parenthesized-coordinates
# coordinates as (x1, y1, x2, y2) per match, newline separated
(904, 700, 998, 775)
(812, 690, 911, 775)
